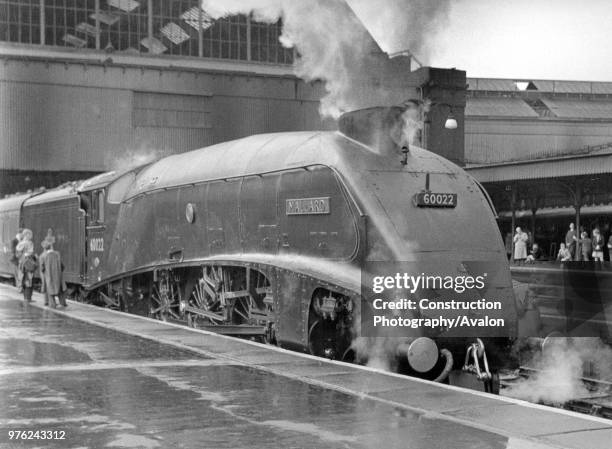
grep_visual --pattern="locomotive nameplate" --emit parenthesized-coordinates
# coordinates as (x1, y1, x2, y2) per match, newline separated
(414, 192, 457, 208)
(286, 197, 330, 215)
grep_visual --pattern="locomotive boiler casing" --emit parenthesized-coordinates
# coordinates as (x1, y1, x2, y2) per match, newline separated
(88, 130, 517, 349)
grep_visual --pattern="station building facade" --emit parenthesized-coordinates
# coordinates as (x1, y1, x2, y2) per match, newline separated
(464, 78, 612, 259)
(0, 0, 327, 195)
(0, 0, 467, 197)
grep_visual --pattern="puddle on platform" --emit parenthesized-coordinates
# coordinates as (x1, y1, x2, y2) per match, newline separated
(0, 338, 91, 366)
(135, 366, 229, 402)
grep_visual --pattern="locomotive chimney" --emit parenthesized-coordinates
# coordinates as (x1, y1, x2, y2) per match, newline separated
(338, 105, 411, 160)
(337, 67, 466, 166)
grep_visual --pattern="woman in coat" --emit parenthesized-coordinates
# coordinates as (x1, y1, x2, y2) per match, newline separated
(16, 229, 35, 302)
(513, 227, 528, 263)
(592, 229, 604, 262)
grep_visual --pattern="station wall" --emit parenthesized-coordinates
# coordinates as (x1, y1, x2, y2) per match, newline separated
(0, 55, 331, 193)
(0, 50, 469, 196)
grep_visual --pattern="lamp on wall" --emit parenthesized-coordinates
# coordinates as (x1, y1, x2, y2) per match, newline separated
(423, 102, 458, 130)
(418, 101, 459, 151)
(444, 112, 458, 130)
(430, 102, 457, 130)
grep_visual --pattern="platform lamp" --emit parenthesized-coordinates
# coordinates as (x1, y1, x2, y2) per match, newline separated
(421, 102, 458, 151)
(431, 102, 458, 129)
(444, 109, 458, 130)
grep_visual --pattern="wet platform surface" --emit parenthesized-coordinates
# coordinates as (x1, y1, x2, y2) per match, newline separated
(1, 285, 611, 449)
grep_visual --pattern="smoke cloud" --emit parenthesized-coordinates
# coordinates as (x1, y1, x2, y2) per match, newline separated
(398, 99, 431, 147)
(106, 147, 169, 172)
(349, 287, 420, 373)
(506, 337, 612, 404)
(346, 0, 452, 59)
(351, 336, 409, 372)
(201, 0, 451, 118)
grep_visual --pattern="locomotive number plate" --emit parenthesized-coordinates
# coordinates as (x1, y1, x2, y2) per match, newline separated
(286, 197, 330, 215)
(414, 192, 457, 208)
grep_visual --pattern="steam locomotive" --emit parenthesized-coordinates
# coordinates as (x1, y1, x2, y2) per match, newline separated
(0, 106, 518, 390)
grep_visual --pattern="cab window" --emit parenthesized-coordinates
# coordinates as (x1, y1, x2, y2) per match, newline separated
(87, 189, 106, 224)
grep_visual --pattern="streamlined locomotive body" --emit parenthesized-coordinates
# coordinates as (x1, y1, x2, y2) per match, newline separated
(0, 107, 517, 386)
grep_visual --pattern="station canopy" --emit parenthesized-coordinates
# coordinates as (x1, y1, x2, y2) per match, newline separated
(466, 149, 612, 183)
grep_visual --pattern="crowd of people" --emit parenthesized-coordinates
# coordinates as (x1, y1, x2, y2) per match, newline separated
(510, 222, 612, 265)
(10, 228, 67, 307)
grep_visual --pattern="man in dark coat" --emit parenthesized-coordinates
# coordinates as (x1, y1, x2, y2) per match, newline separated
(40, 238, 66, 308)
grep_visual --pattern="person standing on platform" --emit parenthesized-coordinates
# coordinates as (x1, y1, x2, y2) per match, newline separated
(578, 231, 592, 261)
(39, 238, 66, 308)
(513, 227, 528, 264)
(39, 239, 50, 306)
(592, 229, 604, 263)
(565, 222, 577, 259)
(11, 229, 22, 289)
(16, 229, 36, 303)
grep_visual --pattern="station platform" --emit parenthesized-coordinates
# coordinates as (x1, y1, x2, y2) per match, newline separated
(1, 284, 611, 449)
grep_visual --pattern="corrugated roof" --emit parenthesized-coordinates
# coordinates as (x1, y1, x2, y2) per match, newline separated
(466, 97, 538, 117)
(592, 82, 612, 94)
(467, 78, 517, 91)
(469, 78, 612, 94)
(466, 152, 612, 183)
(549, 81, 593, 94)
(531, 80, 554, 91)
(540, 98, 612, 119)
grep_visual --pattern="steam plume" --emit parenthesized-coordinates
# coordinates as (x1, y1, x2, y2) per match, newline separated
(506, 337, 612, 404)
(201, 0, 451, 118)
(346, 0, 452, 58)
(399, 99, 431, 147)
(351, 336, 411, 372)
(105, 147, 169, 171)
